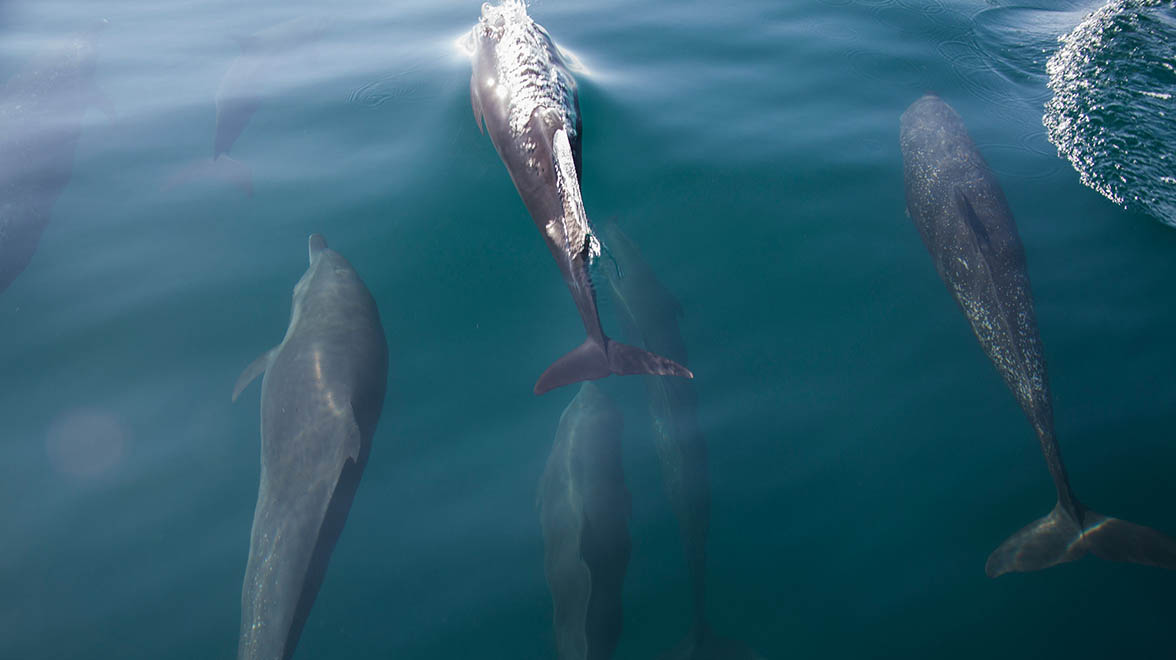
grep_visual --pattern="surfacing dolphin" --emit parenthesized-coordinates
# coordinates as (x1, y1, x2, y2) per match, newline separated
(0, 19, 108, 294)
(467, 0, 692, 395)
(167, 16, 330, 196)
(539, 382, 630, 660)
(601, 222, 763, 660)
(232, 234, 388, 659)
(900, 94, 1176, 578)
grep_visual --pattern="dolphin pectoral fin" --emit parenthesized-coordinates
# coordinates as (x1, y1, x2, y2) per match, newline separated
(534, 337, 693, 395)
(985, 501, 1176, 577)
(232, 348, 275, 402)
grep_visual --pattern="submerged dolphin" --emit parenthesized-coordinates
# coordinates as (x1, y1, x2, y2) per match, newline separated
(168, 16, 329, 195)
(601, 223, 763, 660)
(232, 234, 388, 659)
(467, 1, 692, 395)
(900, 94, 1176, 577)
(0, 20, 108, 294)
(539, 383, 631, 660)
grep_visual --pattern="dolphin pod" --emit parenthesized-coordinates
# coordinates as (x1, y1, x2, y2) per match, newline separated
(0, 20, 108, 294)
(900, 94, 1176, 577)
(467, 0, 692, 395)
(232, 234, 388, 660)
(539, 382, 631, 660)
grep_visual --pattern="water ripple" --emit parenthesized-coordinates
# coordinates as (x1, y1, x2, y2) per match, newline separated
(1044, 0, 1176, 227)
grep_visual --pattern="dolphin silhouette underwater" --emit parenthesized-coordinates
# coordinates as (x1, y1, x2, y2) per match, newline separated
(601, 222, 764, 660)
(167, 16, 329, 196)
(900, 94, 1176, 577)
(466, 0, 692, 395)
(539, 382, 631, 660)
(232, 234, 388, 659)
(0, 20, 109, 294)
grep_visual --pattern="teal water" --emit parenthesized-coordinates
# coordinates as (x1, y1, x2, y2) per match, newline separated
(2, 0, 1175, 658)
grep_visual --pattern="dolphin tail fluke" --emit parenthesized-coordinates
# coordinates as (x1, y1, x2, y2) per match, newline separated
(1082, 511, 1176, 568)
(215, 155, 253, 196)
(985, 501, 1176, 577)
(534, 337, 693, 395)
(162, 156, 253, 196)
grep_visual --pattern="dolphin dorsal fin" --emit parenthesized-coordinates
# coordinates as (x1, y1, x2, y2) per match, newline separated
(232, 348, 276, 402)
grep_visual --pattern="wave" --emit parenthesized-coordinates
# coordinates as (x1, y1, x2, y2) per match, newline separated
(1044, 0, 1176, 226)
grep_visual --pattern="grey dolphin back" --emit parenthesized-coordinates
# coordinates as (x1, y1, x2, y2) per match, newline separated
(237, 412, 363, 660)
(467, 2, 693, 396)
(539, 383, 630, 660)
(901, 93, 1176, 577)
(236, 234, 388, 659)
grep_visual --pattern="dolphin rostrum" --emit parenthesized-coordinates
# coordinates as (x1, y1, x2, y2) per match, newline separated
(539, 382, 631, 660)
(467, 0, 692, 395)
(0, 20, 109, 294)
(900, 94, 1176, 577)
(601, 222, 764, 660)
(232, 234, 388, 659)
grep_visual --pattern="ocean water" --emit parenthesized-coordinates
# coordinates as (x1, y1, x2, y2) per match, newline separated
(1, 0, 1175, 659)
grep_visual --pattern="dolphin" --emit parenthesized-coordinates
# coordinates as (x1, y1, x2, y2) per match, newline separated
(900, 94, 1176, 577)
(539, 382, 631, 660)
(600, 222, 764, 660)
(0, 19, 108, 294)
(167, 16, 330, 196)
(467, 0, 692, 395)
(232, 234, 388, 659)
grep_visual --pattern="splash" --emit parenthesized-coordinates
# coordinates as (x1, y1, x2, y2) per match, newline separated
(1044, 0, 1176, 226)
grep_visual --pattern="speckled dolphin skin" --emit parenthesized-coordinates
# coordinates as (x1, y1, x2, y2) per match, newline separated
(233, 234, 387, 660)
(0, 20, 107, 294)
(468, 1, 692, 395)
(901, 94, 1176, 578)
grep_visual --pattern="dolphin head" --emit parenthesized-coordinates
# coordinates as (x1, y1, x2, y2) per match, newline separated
(477, 1, 530, 41)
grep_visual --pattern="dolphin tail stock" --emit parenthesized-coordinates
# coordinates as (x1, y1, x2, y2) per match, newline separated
(534, 336, 693, 395)
(162, 155, 253, 197)
(985, 501, 1176, 577)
